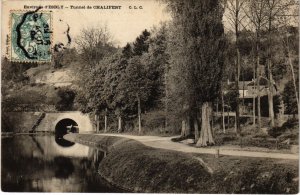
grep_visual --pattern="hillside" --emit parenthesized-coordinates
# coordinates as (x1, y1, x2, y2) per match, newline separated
(2, 64, 77, 112)
(26, 65, 75, 87)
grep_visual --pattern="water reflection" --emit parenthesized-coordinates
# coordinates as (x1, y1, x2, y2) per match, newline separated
(55, 135, 75, 147)
(1, 135, 121, 192)
(53, 157, 75, 179)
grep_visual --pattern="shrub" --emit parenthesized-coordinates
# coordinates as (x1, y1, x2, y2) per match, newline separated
(141, 110, 166, 134)
(283, 80, 298, 115)
(214, 132, 238, 145)
(56, 87, 76, 111)
(1, 113, 15, 132)
(268, 118, 299, 138)
(282, 118, 299, 129)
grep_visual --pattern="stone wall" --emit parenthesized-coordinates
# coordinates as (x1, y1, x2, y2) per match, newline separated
(2, 111, 94, 133)
(36, 111, 94, 132)
(2, 112, 41, 132)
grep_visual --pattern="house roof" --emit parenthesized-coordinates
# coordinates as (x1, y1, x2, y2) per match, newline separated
(223, 77, 277, 91)
(247, 77, 268, 86)
(223, 80, 252, 90)
(239, 81, 252, 90)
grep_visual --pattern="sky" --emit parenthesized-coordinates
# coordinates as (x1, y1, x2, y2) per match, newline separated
(2, 0, 298, 57)
(1, 0, 171, 56)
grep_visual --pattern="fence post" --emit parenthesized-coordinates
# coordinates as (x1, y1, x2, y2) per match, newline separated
(240, 137, 243, 148)
(215, 149, 220, 158)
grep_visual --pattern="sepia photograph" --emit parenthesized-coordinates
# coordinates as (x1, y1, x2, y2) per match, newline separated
(1, 0, 299, 193)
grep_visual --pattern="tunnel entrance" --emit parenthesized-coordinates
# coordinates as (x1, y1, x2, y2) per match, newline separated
(55, 119, 79, 147)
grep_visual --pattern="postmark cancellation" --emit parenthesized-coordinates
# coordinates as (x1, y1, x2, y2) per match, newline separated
(10, 10, 52, 63)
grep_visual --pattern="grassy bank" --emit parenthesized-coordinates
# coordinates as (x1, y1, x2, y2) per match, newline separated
(64, 134, 298, 193)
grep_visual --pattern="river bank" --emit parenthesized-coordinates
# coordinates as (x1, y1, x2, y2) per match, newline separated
(64, 133, 298, 193)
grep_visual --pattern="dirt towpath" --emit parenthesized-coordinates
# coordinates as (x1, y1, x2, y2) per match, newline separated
(90, 133, 298, 160)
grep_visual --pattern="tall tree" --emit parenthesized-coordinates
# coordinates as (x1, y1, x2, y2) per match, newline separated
(75, 25, 116, 72)
(244, 0, 269, 131)
(264, 0, 296, 127)
(143, 24, 170, 109)
(166, 0, 226, 146)
(119, 56, 152, 134)
(74, 25, 117, 131)
(122, 43, 133, 59)
(277, 8, 299, 115)
(167, 20, 196, 137)
(103, 51, 130, 132)
(225, 0, 247, 136)
(133, 29, 151, 56)
(283, 80, 299, 117)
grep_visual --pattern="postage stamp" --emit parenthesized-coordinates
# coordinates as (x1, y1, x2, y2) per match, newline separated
(10, 10, 52, 62)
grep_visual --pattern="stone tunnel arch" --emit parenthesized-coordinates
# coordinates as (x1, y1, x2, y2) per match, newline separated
(35, 111, 93, 134)
(55, 118, 79, 147)
(55, 118, 79, 134)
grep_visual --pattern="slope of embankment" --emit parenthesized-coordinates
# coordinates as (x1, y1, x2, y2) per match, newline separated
(64, 134, 298, 194)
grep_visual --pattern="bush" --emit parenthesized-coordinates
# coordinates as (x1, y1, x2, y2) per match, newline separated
(1, 113, 15, 132)
(55, 87, 76, 111)
(268, 118, 299, 138)
(141, 110, 166, 134)
(214, 132, 237, 145)
(283, 80, 298, 115)
(282, 118, 299, 129)
(268, 126, 287, 138)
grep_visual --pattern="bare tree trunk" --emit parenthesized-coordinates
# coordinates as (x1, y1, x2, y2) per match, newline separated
(286, 41, 299, 112)
(216, 98, 219, 115)
(234, 0, 241, 136)
(242, 72, 245, 114)
(267, 16, 275, 128)
(165, 63, 169, 130)
(212, 110, 214, 136)
(95, 114, 100, 133)
(194, 117, 199, 142)
(181, 116, 191, 137)
(278, 96, 285, 126)
(118, 116, 122, 133)
(253, 62, 256, 126)
(235, 112, 237, 132)
(253, 97, 256, 125)
(257, 80, 261, 131)
(138, 113, 142, 134)
(196, 102, 215, 147)
(256, 41, 261, 131)
(137, 94, 142, 134)
(227, 108, 230, 128)
(186, 117, 191, 135)
(104, 108, 108, 133)
(222, 91, 226, 133)
(268, 61, 275, 127)
(235, 21, 241, 136)
(181, 120, 186, 137)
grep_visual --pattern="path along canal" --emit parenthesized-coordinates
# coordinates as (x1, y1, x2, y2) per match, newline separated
(1, 134, 123, 192)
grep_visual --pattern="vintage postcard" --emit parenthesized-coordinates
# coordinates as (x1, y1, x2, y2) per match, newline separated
(1, 0, 299, 193)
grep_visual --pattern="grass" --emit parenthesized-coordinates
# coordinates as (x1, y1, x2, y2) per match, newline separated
(212, 118, 299, 150)
(197, 153, 298, 193)
(101, 114, 298, 151)
(68, 134, 299, 193)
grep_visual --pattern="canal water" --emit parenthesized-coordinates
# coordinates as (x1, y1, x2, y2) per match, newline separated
(1, 135, 122, 192)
